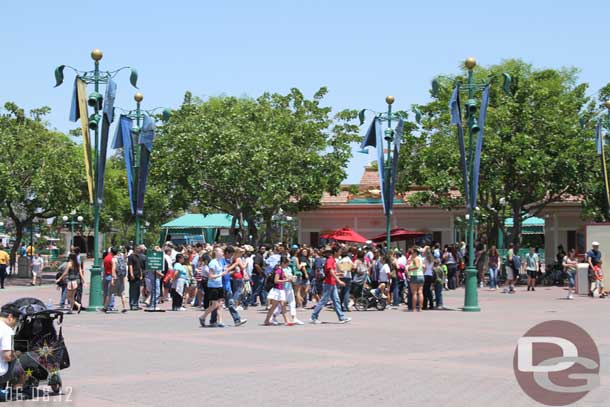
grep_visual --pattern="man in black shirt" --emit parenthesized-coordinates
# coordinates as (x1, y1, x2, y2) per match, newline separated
(128, 245, 146, 310)
(248, 245, 267, 307)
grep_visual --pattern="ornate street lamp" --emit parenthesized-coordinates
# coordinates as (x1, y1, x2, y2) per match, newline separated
(359, 97, 418, 250)
(62, 212, 84, 248)
(434, 57, 512, 312)
(114, 93, 169, 245)
(54, 49, 138, 309)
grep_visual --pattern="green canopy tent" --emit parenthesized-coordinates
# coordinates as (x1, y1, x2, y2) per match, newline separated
(160, 213, 246, 245)
(498, 217, 546, 257)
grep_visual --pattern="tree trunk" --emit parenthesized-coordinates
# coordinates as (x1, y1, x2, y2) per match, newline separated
(229, 214, 237, 244)
(10, 221, 24, 272)
(488, 215, 499, 247)
(246, 216, 258, 245)
(511, 203, 524, 248)
(264, 215, 273, 243)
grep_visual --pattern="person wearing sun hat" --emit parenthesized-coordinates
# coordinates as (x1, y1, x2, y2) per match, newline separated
(586, 241, 603, 297)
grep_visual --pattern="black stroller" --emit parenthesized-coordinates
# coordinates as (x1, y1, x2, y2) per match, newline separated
(8, 298, 70, 395)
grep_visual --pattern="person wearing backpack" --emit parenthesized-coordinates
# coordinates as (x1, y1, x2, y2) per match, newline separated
(113, 250, 129, 313)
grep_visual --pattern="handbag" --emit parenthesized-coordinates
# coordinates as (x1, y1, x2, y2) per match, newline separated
(163, 269, 175, 284)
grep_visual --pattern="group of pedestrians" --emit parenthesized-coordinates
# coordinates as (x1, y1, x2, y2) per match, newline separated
(54, 237, 606, 324)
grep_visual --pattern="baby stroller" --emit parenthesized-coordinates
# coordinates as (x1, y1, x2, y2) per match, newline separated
(350, 275, 387, 311)
(9, 298, 69, 395)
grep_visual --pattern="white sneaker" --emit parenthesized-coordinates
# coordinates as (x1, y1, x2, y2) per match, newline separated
(310, 319, 322, 325)
(236, 306, 244, 311)
(293, 318, 305, 325)
(178, 307, 187, 311)
(567, 294, 574, 300)
(480, 282, 484, 288)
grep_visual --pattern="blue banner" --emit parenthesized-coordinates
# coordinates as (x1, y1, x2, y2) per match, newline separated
(96, 79, 117, 205)
(136, 113, 156, 215)
(112, 115, 135, 214)
(387, 119, 403, 215)
(450, 85, 470, 208)
(471, 85, 490, 209)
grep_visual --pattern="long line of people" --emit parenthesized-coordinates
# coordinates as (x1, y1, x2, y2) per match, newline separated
(63, 239, 606, 323)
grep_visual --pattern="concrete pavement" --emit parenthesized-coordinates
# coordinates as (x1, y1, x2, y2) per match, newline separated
(0, 281, 607, 407)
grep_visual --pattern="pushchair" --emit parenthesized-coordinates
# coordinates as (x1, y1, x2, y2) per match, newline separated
(350, 275, 387, 311)
(8, 298, 69, 395)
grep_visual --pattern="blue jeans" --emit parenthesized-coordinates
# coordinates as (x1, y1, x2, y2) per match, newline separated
(102, 275, 117, 308)
(231, 279, 244, 304)
(312, 284, 345, 321)
(249, 274, 267, 306)
(488, 266, 498, 289)
(59, 285, 67, 307)
(391, 278, 400, 306)
(434, 282, 443, 307)
(567, 271, 576, 288)
(339, 278, 351, 311)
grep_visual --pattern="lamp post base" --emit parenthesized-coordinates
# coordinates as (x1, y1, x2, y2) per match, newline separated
(86, 264, 103, 311)
(463, 265, 480, 312)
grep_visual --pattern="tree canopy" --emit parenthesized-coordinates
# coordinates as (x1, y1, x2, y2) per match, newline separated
(397, 59, 599, 245)
(149, 87, 360, 242)
(0, 102, 84, 260)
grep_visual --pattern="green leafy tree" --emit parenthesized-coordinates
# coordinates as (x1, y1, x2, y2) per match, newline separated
(0, 102, 85, 264)
(398, 60, 596, 246)
(150, 87, 359, 242)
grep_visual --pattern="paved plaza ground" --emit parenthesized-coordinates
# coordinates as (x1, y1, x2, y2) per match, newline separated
(0, 276, 607, 407)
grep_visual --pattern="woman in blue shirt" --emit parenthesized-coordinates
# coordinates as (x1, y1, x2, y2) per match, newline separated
(171, 254, 188, 311)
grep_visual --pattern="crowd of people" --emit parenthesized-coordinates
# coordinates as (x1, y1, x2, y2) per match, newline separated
(50, 238, 606, 324)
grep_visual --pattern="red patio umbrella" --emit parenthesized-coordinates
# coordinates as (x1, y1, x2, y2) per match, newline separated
(370, 228, 425, 243)
(320, 227, 368, 244)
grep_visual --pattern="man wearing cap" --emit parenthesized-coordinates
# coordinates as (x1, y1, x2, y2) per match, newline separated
(586, 242, 603, 297)
(310, 246, 351, 324)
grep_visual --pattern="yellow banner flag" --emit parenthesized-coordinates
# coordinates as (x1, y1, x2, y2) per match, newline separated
(76, 78, 94, 203)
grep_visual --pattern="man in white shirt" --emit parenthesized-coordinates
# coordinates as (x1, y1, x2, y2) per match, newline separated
(30, 253, 44, 286)
(0, 304, 21, 386)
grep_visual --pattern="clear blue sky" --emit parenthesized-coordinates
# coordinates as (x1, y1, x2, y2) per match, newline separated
(1, 0, 608, 183)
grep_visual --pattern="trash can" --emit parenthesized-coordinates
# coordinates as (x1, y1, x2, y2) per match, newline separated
(50, 248, 59, 261)
(576, 263, 590, 295)
(17, 257, 31, 278)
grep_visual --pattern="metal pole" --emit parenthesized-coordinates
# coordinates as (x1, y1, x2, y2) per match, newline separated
(463, 61, 480, 312)
(134, 95, 142, 245)
(386, 104, 392, 251)
(88, 53, 103, 310)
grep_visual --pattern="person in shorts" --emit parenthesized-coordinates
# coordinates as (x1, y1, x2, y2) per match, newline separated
(30, 253, 43, 286)
(525, 246, 539, 292)
(199, 248, 229, 327)
(562, 248, 578, 300)
(593, 261, 606, 298)
(113, 250, 129, 312)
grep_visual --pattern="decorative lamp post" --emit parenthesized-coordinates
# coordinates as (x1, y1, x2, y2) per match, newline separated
(62, 211, 83, 248)
(54, 49, 138, 309)
(437, 57, 512, 312)
(359, 97, 416, 251)
(115, 92, 169, 245)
